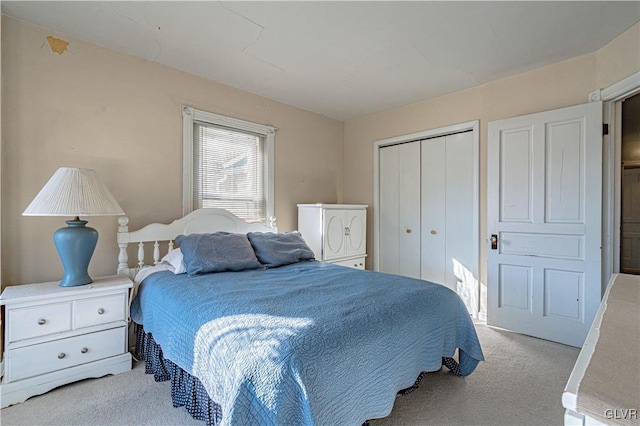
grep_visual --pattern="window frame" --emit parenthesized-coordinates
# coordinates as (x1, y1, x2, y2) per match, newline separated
(182, 106, 276, 224)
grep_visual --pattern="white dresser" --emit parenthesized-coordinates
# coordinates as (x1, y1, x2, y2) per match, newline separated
(562, 273, 640, 426)
(297, 204, 367, 269)
(0, 275, 132, 408)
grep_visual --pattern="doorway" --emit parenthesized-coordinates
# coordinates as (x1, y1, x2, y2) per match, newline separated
(600, 71, 640, 284)
(620, 93, 640, 274)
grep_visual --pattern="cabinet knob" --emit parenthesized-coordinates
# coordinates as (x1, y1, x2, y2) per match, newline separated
(38, 319, 47, 325)
(58, 353, 66, 359)
(97, 308, 105, 315)
(81, 347, 89, 354)
(406, 229, 412, 234)
(430, 229, 437, 235)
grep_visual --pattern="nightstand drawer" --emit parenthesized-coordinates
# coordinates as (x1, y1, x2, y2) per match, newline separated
(74, 293, 126, 328)
(8, 302, 72, 342)
(7, 326, 126, 382)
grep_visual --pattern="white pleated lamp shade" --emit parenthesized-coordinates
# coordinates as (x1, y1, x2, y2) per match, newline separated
(23, 167, 125, 217)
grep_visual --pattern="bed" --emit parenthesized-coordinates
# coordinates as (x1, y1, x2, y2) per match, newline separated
(116, 208, 484, 425)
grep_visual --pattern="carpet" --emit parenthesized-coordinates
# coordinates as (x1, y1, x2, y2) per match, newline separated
(0, 324, 579, 425)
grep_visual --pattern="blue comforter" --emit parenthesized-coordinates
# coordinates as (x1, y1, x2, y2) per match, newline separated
(131, 261, 483, 425)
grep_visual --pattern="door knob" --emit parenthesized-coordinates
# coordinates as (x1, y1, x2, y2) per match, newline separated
(490, 234, 498, 250)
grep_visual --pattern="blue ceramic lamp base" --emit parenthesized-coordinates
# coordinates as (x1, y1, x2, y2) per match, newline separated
(54, 218, 98, 287)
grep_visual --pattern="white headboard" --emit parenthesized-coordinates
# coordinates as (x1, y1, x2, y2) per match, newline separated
(117, 208, 277, 278)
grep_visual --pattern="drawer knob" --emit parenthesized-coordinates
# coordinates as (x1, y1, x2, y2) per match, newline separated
(97, 308, 105, 315)
(58, 353, 66, 359)
(81, 347, 89, 354)
(38, 319, 47, 325)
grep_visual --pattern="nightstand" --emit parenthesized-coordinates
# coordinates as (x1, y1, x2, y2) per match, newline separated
(0, 275, 132, 408)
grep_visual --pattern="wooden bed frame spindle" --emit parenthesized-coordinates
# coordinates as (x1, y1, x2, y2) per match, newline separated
(116, 209, 277, 279)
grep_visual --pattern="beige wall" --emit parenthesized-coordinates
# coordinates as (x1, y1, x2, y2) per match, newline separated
(1, 16, 344, 286)
(344, 23, 640, 288)
(2, 16, 639, 288)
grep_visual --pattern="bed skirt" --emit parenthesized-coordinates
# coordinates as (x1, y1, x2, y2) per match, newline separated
(136, 324, 223, 425)
(135, 324, 461, 425)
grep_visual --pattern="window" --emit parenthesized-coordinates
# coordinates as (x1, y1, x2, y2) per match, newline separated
(182, 106, 275, 223)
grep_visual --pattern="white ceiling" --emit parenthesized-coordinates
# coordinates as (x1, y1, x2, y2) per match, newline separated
(2, 1, 639, 120)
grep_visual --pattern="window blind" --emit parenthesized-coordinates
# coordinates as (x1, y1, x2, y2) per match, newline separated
(193, 120, 266, 223)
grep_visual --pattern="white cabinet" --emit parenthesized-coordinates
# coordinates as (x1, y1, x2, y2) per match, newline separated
(298, 204, 367, 269)
(0, 276, 133, 408)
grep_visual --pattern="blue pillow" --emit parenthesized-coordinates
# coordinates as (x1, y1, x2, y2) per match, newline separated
(175, 232, 263, 276)
(247, 232, 315, 268)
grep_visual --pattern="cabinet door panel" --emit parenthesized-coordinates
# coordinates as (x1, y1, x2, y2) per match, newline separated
(323, 210, 346, 260)
(346, 209, 366, 256)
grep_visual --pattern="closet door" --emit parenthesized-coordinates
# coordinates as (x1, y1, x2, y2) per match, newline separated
(443, 132, 475, 294)
(420, 137, 446, 284)
(421, 132, 474, 294)
(379, 142, 421, 278)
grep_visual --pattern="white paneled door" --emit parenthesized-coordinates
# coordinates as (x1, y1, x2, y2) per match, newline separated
(487, 102, 602, 347)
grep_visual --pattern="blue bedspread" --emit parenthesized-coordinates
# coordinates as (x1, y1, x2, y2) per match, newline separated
(131, 261, 484, 425)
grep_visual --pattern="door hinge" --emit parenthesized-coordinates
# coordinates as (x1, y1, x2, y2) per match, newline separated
(603, 123, 609, 135)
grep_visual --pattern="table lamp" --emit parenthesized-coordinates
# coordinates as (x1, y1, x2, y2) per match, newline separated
(23, 167, 125, 287)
